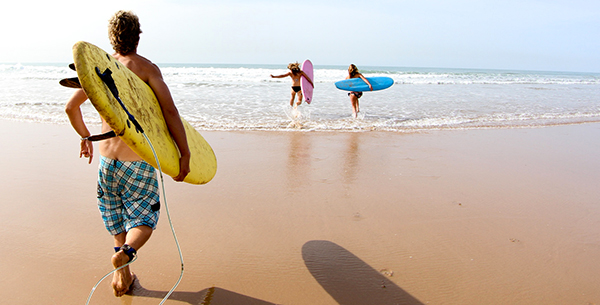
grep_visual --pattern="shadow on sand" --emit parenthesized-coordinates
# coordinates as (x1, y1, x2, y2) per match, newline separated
(124, 240, 422, 304)
(302, 240, 424, 305)
(128, 284, 277, 305)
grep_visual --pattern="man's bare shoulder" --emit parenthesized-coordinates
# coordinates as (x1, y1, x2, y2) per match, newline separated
(113, 53, 161, 83)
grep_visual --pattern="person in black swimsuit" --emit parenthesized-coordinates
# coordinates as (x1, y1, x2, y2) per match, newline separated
(271, 62, 314, 108)
(346, 64, 372, 118)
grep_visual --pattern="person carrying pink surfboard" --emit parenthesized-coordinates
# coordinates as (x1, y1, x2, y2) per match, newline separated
(270, 62, 314, 108)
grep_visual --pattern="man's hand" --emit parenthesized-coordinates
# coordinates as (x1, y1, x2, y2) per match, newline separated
(80, 139, 94, 164)
(173, 154, 191, 182)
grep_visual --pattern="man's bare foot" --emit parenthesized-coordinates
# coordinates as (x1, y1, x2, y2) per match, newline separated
(111, 250, 135, 297)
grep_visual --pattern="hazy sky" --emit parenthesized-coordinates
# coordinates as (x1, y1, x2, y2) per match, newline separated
(2, 0, 599, 72)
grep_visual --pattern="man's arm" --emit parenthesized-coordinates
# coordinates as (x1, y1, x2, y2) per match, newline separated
(65, 89, 94, 163)
(146, 66, 191, 182)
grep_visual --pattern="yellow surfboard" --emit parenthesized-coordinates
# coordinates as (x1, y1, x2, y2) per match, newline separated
(73, 41, 216, 184)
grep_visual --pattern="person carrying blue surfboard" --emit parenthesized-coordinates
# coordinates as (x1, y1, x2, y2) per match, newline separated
(270, 62, 314, 108)
(346, 64, 373, 118)
(65, 10, 190, 298)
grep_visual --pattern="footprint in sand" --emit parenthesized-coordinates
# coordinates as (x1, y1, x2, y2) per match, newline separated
(379, 269, 394, 277)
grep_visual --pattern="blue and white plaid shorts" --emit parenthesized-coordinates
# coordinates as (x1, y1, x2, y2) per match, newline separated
(97, 156, 160, 235)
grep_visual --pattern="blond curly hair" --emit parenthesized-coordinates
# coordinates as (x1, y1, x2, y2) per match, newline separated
(108, 10, 142, 55)
(288, 62, 301, 73)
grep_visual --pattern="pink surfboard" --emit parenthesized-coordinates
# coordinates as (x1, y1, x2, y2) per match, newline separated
(301, 59, 314, 104)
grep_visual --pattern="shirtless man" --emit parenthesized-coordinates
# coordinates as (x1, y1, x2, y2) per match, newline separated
(270, 62, 314, 108)
(65, 10, 190, 297)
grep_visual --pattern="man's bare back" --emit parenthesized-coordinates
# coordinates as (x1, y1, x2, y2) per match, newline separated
(65, 10, 191, 298)
(98, 53, 162, 161)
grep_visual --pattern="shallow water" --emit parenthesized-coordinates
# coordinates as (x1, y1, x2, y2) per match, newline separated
(1, 63, 599, 131)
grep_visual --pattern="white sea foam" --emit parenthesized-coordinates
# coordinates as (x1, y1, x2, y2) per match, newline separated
(1, 63, 599, 131)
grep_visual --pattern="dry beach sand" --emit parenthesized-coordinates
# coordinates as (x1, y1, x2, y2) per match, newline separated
(0, 119, 599, 304)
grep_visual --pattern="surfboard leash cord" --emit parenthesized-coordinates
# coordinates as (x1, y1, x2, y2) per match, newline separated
(85, 67, 185, 305)
(85, 256, 137, 304)
(143, 132, 185, 305)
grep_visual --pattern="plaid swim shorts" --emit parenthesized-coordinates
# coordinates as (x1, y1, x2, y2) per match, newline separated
(97, 156, 160, 235)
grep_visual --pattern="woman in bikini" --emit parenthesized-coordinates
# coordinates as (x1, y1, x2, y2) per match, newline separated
(271, 62, 314, 108)
(346, 64, 373, 118)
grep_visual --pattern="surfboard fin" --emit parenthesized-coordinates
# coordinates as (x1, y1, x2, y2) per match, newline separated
(69, 63, 76, 71)
(85, 130, 116, 142)
(59, 77, 81, 89)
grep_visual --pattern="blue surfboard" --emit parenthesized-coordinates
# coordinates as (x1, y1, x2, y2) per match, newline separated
(335, 76, 394, 92)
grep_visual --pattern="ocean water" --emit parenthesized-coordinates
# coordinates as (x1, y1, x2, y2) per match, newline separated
(1, 63, 599, 132)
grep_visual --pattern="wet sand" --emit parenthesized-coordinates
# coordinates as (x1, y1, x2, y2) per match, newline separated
(1, 119, 599, 304)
